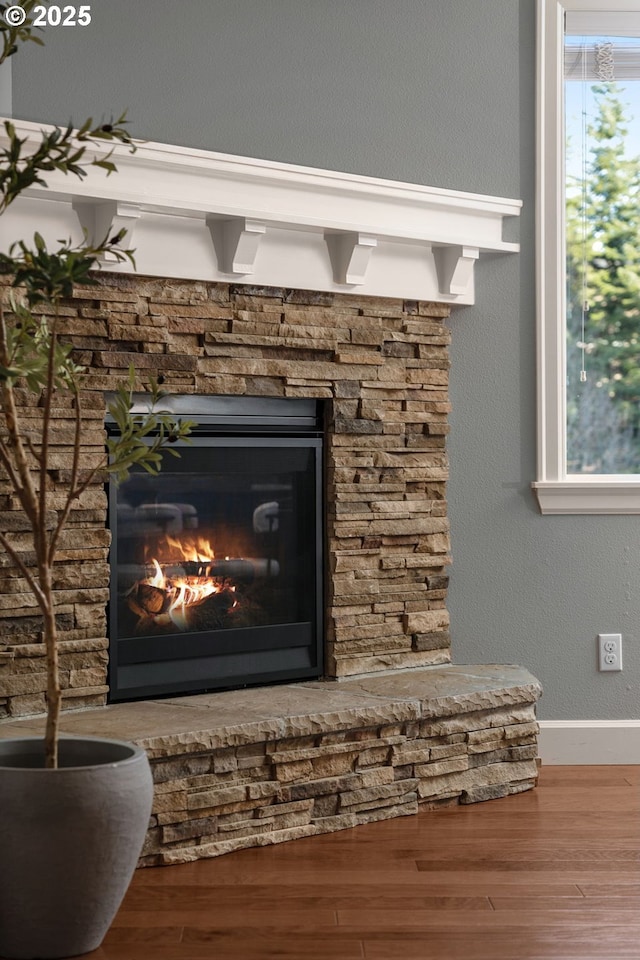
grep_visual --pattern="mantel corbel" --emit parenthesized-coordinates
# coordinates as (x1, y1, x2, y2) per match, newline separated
(206, 216, 266, 276)
(324, 232, 377, 286)
(433, 244, 480, 298)
(72, 199, 142, 263)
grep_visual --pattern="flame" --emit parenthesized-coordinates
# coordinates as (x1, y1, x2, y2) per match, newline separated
(138, 553, 224, 630)
(164, 575, 222, 630)
(148, 558, 165, 588)
(162, 535, 215, 563)
(128, 534, 247, 632)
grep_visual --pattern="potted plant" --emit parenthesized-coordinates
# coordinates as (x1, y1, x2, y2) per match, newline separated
(0, 5, 193, 957)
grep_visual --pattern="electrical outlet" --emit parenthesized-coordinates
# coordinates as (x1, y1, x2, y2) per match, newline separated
(598, 633, 623, 672)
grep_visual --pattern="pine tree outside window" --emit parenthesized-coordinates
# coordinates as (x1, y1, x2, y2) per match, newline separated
(535, 0, 640, 513)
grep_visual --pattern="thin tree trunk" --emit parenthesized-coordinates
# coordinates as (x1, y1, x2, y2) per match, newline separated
(40, 313, 61, 768)
(0, 303, 63, 767)
(41, 580, 61, 769)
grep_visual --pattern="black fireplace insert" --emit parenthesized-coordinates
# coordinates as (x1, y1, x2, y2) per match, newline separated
(107, 395, 323, 701)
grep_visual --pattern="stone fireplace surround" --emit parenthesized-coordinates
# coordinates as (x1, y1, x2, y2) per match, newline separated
(0, 128, 540, 864)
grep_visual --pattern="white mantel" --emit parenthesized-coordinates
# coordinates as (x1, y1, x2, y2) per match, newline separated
(0, 119, 521, 304)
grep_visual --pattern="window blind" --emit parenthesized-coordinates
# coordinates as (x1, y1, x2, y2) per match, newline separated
(565, 40, 640, 81)
(565, 11, 640, 80)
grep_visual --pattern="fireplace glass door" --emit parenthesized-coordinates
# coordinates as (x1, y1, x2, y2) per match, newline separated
(108, 397, 323, 701)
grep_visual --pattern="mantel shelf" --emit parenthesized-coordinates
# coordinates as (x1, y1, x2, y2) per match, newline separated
(0, 119, 522, 304)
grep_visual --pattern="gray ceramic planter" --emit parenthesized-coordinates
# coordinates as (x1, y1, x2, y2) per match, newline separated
(0, 735, 153, 960)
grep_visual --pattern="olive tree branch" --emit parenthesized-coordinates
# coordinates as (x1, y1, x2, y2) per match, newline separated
(0, 304, 40, 529)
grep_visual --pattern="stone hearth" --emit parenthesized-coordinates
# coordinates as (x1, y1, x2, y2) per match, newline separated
(0, 665, 540, 865)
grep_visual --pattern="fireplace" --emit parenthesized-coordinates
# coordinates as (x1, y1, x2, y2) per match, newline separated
(0, 133, 543, 861)
(0, 124, 523, 723)
(107, 395, 324, 701)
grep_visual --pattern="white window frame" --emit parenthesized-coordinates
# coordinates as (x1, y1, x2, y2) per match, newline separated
(534, 0, 640, 514)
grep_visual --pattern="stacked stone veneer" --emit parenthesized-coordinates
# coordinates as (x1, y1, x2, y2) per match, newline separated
(139, 670, 540, 865)
(0, 273, 453, 716)
(0, 273, 541, 861)
(0, 664, 541, 865)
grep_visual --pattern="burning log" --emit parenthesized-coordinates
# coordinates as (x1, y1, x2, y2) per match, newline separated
(154, 558, 279, 581)
(126, 577, 236, 630)
(121, 532, 279, 634)
(133, 582, 165, 615)
(124, 554, 246, 633)
(119, 557, 279, 588)
(125, 581, 169, 628)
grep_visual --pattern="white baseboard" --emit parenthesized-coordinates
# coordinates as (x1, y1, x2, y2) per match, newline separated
(538, 720, 640, 764)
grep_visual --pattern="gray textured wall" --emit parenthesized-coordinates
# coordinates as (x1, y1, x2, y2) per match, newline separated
(10, 0, 640, 719)
(0, 58, 11, 116)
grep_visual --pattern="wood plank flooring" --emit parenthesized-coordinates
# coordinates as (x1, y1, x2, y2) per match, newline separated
(93, 766, 640, 960)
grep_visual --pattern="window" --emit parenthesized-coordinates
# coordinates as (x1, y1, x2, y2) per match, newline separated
(534, 0, 640, 513)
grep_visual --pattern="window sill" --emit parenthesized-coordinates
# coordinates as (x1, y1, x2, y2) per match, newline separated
(533, 480, 640, 515)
